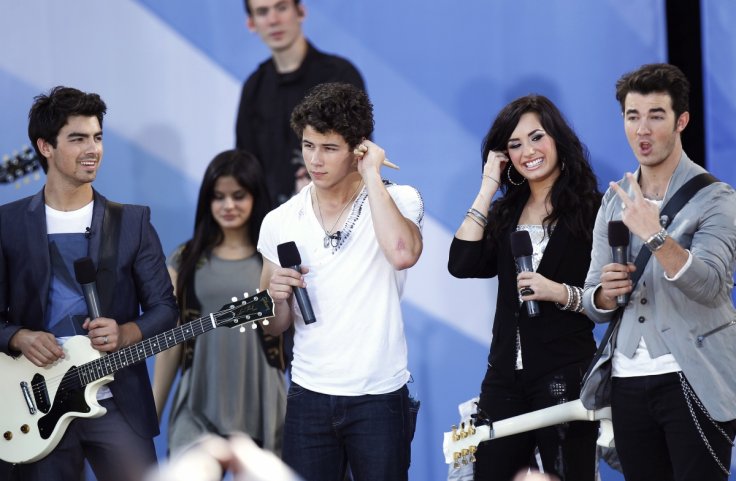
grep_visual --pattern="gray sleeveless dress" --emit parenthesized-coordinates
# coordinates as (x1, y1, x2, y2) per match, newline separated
(167, 250, 286, 455)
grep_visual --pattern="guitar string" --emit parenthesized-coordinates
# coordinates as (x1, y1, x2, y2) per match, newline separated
(30, 316, 252, 397)
(29, 304, 268, 397)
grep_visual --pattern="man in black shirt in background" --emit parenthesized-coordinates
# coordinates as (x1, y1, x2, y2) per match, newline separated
(236, 0, 366, 207)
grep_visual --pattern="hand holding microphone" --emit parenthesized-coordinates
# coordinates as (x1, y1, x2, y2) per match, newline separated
(74, 256, 101, 320)
(608, 220, 631, 307)
(277, 242, 317, 324)
(74, 256, 119, 349)
(510, 230, 540, 318)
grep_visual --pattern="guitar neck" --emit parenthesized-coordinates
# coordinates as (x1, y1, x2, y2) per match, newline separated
(76, 313, 220, 386)
(490, 399, 606, 439)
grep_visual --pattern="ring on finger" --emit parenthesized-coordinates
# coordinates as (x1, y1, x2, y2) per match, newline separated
(103, 335, 108, 344)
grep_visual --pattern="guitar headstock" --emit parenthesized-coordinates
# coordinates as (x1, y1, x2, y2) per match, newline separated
(215, 290, 275, 330)
(442, 421, 490, 467)
(1, 147, 42, 186)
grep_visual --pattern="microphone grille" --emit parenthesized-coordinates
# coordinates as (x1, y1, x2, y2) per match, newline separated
(73, 256, 96, 284)
(277, 241, 302, 267)
(608, 220, 630, 247)
(510, 230, 534, 258)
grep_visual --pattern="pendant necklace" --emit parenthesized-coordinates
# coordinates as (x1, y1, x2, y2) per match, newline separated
(313, 181, 363, 248)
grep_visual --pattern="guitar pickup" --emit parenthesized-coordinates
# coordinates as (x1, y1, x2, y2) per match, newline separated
(32, 373, 51, 413)
(20, 381, 37, 415)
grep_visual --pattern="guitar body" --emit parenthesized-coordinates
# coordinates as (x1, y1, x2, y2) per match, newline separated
(0, 336, 112, 464)
(0, 291, 275, 464)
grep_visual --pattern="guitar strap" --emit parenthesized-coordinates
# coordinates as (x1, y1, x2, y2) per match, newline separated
(581, 172, 718, 385)
(96, 201, 123, 316)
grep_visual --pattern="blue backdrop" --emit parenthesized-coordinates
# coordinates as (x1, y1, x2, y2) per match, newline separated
(1, 1, 734, 479)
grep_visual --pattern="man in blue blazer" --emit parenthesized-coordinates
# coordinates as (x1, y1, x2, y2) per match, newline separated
(0, 86, 177, 481)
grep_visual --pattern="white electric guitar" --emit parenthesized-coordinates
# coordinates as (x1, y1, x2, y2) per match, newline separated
(0, 291, 274, 464)
(443, 399, 613, 467)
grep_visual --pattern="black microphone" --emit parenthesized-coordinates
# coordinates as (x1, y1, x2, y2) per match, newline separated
(608, 220, 631, 307)
(277, 241, 316, 325)
(74, 256, 101, 319)
(509, 230, 540, 318)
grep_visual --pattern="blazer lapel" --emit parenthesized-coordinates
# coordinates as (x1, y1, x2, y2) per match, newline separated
(87, 190, 106, 267)
(535, 222, 570, 279)
(27, 189, 50, 326)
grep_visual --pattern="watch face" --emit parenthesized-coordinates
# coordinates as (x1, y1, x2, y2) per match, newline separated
(646, 229, 667, 251)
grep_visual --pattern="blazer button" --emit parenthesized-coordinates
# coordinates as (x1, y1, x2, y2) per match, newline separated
(638, 316, 646, 323)
(640, 298, 648, 305)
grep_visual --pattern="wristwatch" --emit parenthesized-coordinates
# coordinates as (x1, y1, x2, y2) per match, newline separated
(644, 228, 669, 252)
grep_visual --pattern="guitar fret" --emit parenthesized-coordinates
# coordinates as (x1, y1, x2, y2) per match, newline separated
(73, 292, 272, 386)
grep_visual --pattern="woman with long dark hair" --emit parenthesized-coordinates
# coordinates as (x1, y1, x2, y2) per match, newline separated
(448, 95, 602, 481)
(153, 149, 285, 454)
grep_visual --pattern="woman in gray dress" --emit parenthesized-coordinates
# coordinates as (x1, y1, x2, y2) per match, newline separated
(153, 150, 286, 455)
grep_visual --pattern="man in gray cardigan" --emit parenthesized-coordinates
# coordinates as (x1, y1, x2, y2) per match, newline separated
(581, 63, 736, 481)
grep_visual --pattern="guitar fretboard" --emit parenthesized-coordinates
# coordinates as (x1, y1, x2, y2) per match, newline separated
(74, 307, 246, 386)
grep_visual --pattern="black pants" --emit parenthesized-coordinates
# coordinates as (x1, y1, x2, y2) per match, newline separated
(473, 362, 597, 481)
(611, 372, 735, 481)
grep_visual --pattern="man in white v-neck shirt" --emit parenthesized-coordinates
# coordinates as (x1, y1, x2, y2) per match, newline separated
(258, 83, 423, 481)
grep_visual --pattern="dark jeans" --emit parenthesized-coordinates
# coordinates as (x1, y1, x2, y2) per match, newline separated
(611, 372, 736, 481)
(13, 398, 157, 481)
(474, 362, 598, 481)
(282, 382, 411, 481)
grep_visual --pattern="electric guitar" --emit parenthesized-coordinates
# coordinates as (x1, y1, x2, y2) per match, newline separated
(443, 399, 613, 467)
(1, 147, 42, 186)
(0, 291, 275, 464)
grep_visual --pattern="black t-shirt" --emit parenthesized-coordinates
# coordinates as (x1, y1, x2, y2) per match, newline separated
(235, 42, 366, 207)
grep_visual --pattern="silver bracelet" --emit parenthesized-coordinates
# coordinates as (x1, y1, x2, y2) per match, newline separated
(465, 212, 485, 228)
(466, 208, 488, 227)
(482, 174, 500, 187)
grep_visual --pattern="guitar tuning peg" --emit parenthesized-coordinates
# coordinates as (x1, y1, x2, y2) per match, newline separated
(251, 323, 257, 330)
(262, 319, 270, 326)
(453, 452, 461, 469)
(239, 326, 246, 333)
(231, 296, 238, 302)
(451, 425, 459, 442)
(255, 288, 260, 293)
(243, 292, 249, 298)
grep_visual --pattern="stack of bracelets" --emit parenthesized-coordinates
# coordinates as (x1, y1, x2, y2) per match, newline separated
(466, 207, 488, 228)
(556, 283, 584, 313)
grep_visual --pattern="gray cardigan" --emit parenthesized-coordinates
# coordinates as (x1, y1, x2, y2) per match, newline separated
(581, 153, 736, 422)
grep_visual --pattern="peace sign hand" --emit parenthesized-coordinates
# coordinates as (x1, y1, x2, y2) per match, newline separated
(609, 172, 662, 242)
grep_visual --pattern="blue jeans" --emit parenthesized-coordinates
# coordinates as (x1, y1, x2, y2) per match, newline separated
(282, 382, 411, 481)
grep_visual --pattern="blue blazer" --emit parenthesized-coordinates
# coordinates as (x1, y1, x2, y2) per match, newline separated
(0, 189, 177, 438)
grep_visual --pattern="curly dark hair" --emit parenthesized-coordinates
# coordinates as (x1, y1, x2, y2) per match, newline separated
(27, 86, 107, 173)
(290, 82, 373, 149)
(175, 149, 271, 317)
(481, 94, 601, 247)
(615, 63, 690, 120)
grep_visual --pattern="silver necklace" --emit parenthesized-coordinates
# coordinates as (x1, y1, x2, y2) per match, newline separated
(313, 181, 363, 248)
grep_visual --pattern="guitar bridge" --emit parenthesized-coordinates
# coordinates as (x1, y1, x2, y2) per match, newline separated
(20, 381, 37, 415)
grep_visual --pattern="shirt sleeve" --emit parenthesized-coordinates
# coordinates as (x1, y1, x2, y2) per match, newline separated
(257, 210, 281, 266)
(388, 184, 424, 230)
